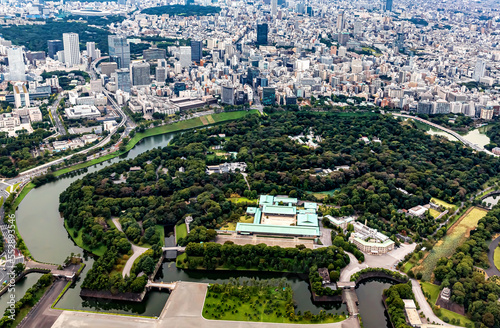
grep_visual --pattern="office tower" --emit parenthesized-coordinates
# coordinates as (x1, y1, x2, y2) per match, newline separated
(179, 46, 192, 67)
(156, 66, 166, 83)
(143, 47, 166, 61)
(336, 11, 344, 31)
(47, 40, 63, 59)
(86, 42, 96, 60)
(353, 21, 362, 35)
(385, 0, 393, 11)
(115, 68, 131, 92)
(262, 87, 275, 105)
(7, 47, 26, 81)
(108, 35, 130, 69)
(130, 62, 150, 86)
(256, 23, 268, 45)
(221, 85, 235, 105)
(473, 60, 486, 81)
(63, 33, 80, 67)
(271, 0, 277, 17)
(191, 40, 202, 63)
(101, 62, 118, 76)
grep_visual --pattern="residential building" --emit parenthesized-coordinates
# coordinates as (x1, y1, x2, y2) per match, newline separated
(190, 40, 202, 63)
(63, 33, 80, 67)
(179, 46, 192, 68)
(86, 42, 96, 60)
(130, 62, 150, 86)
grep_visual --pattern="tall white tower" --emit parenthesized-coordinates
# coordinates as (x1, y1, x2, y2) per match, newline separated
(271, 0, 277, 17)
(63, 33, 80, 67)
(86, 42, 96, 60)
(7, 47, 26, 81)
(472, 60, 486, 81)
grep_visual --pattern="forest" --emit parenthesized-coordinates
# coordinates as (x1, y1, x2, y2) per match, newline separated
(59, 111, 500, 292)
(141, 5, 221, 16)
(383, 283, 415, 328)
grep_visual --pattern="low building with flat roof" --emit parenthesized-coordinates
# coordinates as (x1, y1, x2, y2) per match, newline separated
(65, 105, 101, 120)
(348, 221, 394, 255)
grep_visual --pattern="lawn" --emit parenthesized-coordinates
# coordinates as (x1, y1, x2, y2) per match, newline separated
(206, 115, 215, 124)
(139, 225, 165, 248)
(421, 282, 440, 304)
(203, 285, 344, 324)
(228, 197, 258, 204)
(6, 182, 21, 193)
(439, 308, 474, 327)
(430, 198, 457, 211)
(417, 207, 488, 281)
(306, 189, 339, 200)
(429, 208, 441, 219)
(220, 222, 237, 231)
(402, 261, 415, 274)
(64, 221, 107, 257)
(494, 247, 500, 271)
(239, 216, 254, 224)
(175, 223, 188, 243)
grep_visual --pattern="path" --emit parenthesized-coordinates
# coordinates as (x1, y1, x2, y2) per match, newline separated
(25, 260, 79, 278)
(486, 235, 500, 277)
(52, 281, 359, 328)
(112, 218, 148, 278)
(393, 114, 496, 156)
(18, 279, 66, 328)
(241, 172, 251, 190)
(411, 280, 461, 327)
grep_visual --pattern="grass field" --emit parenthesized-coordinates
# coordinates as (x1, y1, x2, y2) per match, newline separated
(421, 282, 440, 304)
(200, 116, 209, 125)
(206, 115, 215, 124)
(439, 308, 474, 327)
(417, 207, 488, 280)
(228, 197, 258, 204)
(239, 216, 254, 224)
(306, 189, 339, 200)
(402, 261, 415, 274)
(220, 222, 237, 231)
(175, 223, 188, 243)
(429, 208, 441, 219)
(64, 221, 107, 257)
(430, 198, 457, 211)
(494, 247, 500, 271)
(54, 110, 259, 177)
(6, 182, 21, 193)
(203, 286, 344, 324)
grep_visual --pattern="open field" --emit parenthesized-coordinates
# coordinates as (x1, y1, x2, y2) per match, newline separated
(239, 216, 254, 223)
(438, 308, 474, 327)
(220, 222, 237, 231)
(175, 223, 188, 243)
(494, 247, 500, 271)
(429, 208, 441, 219)
(206, 115, 215, 124)
(228, 197, 258, 204)
(417, 207, 488, 280)
(200, 116, 209, 125)
(421, 282, 440, 304)
(306, 189, 339, 200)
(430, 198, 457, 211)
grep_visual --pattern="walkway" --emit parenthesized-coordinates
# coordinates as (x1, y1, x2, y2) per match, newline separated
(241, 172, 251, 190)
(112, 218, 149, 278)
(25, 260, 78, 278)
(486, 236, 500, 277)
(393, 114, 496, 156)
(411, 280, 461, 327)
(52, 281, 360, 328)
(146, 281, 176, 290)
(161, 246, 186, 252)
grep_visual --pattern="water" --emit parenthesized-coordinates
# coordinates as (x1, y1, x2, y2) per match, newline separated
(0, 273, 43, 316)
(356, 278, 393, 328)
(413, 121, 491, 148)
(15, 127, 390, 320)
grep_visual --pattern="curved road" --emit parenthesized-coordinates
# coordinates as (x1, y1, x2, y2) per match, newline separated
(486, 236, 500, 277)
(112, 218, 148, 277)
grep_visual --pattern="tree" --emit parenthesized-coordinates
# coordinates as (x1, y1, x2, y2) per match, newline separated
(13, 263, 25, 276)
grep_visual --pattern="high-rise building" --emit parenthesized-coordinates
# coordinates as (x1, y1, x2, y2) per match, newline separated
(271, 0, 277, 17)
(86, 42, 96, 60)
(473, 60, 486, 81)
(256, 23, 268, 45)
(108, 35, 130, 69)
(7, 47, 26, 81)
(385, 0, 393, 12)
(155, 67, 166, 83)
(130, 62, 150, 86)
(63, 33, 80, 67)
(190, 40, 202, 63)
(221, 85, 235, 105)
(179, 46, 192, 67)
(262, 87, 275, 105)
(336, 11, 344, 31)
(115, 68, 131, 92)
(47, 40, 63, 59)
(143, 47, 166, 61)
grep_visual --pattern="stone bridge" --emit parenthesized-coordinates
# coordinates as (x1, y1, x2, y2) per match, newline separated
(480, 190, 500, 202)
(145, 281, 177, 291)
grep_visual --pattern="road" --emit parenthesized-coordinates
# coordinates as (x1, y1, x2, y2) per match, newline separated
(411, 280, 461, 327)
(393, 113, 496, 156)
(112, 218, 148, 278)
(17, 279, 66, 328)
(486, 235, 500, 277)
(49, 93, 66, 136)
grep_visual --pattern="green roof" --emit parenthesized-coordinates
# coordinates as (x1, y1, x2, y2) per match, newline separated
(304, 202, 317, 209)
(297, 213, 318, 227)
(262, 205, 296, 216)
(254, 208, 262, 225)
(246, 207, 258, 214)
(236, 223, 320, 236)
(259, 195, 275, 205)
(298, 209, 316, 214)
(274, 196, 298, 204)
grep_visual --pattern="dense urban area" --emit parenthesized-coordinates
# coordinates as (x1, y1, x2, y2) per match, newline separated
(0, 0, 499, 327)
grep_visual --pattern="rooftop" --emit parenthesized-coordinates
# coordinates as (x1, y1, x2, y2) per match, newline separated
(235, 222, 320, 237)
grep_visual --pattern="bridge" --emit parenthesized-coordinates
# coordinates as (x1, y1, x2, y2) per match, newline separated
(480, 190, 500, 201)
(146, 281, 177, 291)
(393, 114, 496, 156)
(25, 260, 81, 280)
(162, 246, 186, 252)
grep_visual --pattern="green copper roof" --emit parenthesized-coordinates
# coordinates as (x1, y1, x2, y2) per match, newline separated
(236, 223, 319, 236)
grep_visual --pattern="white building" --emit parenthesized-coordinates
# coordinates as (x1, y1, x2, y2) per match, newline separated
(7, 47, 26, 81)
(65, 105, 101, 119)
(179, 46, 191, 68)
(63, 33, 80, 67)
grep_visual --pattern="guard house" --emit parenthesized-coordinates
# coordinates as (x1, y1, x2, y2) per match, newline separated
(236, 195, 320, 237)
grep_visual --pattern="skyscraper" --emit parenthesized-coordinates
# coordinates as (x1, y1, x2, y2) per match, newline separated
(190, 40, 202, 63)
(473, 60, 486, 81)
(385, 0, 393, 12)
(179, 46, 192, 67)
(115, 68, 131, 92)
(271, 0, 277, 17)
(86, 42, 96, 60)
(256, 23, 268, 45)
(108, 35, 130, 69)
(336, 11, 344, 31)
(47, 40, 63, 59)
(7, 48, 26, 81)
(130, 62, 150, 86)
(63, 33, 80, 67)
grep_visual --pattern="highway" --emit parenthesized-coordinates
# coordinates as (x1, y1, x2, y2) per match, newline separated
(49, 93, 66, 136)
